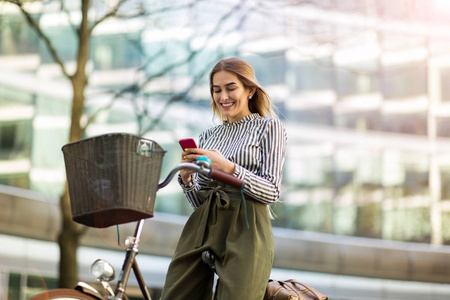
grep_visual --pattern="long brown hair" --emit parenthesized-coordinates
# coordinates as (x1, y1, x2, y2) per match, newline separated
(209, 57, 276, 121)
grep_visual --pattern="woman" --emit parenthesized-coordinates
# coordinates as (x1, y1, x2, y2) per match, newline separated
(160, 57, 287, 300)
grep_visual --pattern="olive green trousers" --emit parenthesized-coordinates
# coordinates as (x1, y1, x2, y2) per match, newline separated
(160, 182, 274, 300)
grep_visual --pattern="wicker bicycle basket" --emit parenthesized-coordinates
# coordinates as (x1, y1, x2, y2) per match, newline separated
(61, 133, 166, 228)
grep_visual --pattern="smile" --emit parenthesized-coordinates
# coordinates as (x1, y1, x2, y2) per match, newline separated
(221, 102, 234, 107)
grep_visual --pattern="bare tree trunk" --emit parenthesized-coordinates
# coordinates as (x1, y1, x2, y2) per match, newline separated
(57, 0, 91, 288)
(58, 185, 81, 288)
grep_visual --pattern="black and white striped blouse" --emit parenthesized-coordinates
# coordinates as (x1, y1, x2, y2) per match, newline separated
(180, 113, 288, 209)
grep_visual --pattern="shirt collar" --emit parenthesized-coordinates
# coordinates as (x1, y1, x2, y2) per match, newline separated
(223, 113, 260, 126)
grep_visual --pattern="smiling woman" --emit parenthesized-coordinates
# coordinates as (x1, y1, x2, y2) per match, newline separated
(209, 57, 276, 123)
(160, 57, 288, 300)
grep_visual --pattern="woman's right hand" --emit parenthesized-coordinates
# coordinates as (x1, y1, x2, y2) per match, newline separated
(180, 149, 196, 185)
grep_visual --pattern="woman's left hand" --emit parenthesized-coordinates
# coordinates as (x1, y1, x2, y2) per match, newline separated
(184, 148, 235, 175)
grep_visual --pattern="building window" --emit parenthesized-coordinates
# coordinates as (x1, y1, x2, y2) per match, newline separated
(26, 274, 58, 299)
(0, 121, 32, 160)
(382, 63, 427, 99)
(335, 63, 379, 97)
(288, 59, 333, 92)
(436, 117, 450, 138)
(245, 53, 286, 86)
(382, 113, 427, 135)
(92, 33, 143, 71)
(441, 68, 450, 102)
(0, 15, 40, 55)
(6, 273, 58, 300)
(0, 123, 15, 151)
(7, 273, 21, 300)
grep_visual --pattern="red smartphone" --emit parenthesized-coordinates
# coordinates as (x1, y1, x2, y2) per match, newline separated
(179, 138, 198, 150)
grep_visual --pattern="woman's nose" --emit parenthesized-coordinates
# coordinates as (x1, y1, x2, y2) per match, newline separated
(220, 91, 229, 100)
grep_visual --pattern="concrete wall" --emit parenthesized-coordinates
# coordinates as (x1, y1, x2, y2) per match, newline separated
(272, 227, 450, 283)
(2, 185, 450, 283)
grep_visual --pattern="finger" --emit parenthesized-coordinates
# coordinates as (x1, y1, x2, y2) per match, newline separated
(182, 154, 197, 163)
(181, 156, 192, 162)
(186, 148, 206, 155)
(182, 149, 193, 155)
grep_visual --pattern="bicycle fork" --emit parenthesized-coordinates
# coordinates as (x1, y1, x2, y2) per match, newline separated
(87, 219, 152, 300)
(114, 219, 151, 300)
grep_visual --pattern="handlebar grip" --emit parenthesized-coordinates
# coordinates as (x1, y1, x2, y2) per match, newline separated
(210, 169, 244, 189)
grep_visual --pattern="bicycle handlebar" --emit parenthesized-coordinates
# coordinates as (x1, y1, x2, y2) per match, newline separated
(158, 163, 244, 190)
(210, 169, 243, 188)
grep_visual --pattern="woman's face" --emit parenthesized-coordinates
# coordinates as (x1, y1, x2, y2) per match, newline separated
(212, 70, 254, 123)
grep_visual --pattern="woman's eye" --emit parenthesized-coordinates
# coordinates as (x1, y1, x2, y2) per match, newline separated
(214, 90, 221, 93)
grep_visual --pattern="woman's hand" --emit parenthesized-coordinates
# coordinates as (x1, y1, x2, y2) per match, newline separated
(180, 148, 236, 185)
(180, 148, 197, 185)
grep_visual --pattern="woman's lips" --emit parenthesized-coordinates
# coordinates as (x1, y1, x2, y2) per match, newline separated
(221, 102, 234, 108)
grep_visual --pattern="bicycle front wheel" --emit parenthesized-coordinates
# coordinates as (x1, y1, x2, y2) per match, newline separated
(29, 289, 100, 300)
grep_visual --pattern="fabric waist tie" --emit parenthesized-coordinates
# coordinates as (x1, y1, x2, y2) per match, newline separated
(194, 181, 249, 248)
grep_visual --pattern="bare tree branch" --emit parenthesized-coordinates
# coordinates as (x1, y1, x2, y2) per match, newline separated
(84, 89, 126, 128)
(138, 1, 250, 134)
(140, 2, 243, 88)
(3, 0, 72, 78)
(59, 1, 80, 37)
(90, 1, 199, 36)
(3, 0, 21, 5)
(85, 1, 247, 135)
(90, 0, 128, 32)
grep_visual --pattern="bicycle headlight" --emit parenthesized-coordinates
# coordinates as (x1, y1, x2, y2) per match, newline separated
(90, 259, 115, 282)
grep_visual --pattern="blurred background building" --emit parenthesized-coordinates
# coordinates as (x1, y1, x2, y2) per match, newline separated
(2, 0, 450, 299)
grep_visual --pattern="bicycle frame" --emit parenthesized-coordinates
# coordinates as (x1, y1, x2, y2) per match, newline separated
(114, 219, 150, 300)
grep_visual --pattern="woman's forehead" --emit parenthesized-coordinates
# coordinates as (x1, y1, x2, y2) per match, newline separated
(212, 70, 241, 86)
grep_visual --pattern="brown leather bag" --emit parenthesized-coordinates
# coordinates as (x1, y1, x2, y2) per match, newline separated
(264, 279, 328, 300)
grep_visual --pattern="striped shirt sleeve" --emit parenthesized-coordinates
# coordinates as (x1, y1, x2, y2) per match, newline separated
(179, 113, 287, 209)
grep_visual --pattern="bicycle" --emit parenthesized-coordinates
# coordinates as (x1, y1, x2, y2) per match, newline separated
(29, 133, 243, 300)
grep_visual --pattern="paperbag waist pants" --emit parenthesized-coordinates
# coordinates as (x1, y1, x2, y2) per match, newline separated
(160, 181, 274, 300)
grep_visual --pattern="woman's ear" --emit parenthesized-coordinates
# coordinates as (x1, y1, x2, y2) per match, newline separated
(249, 87, 256, 99)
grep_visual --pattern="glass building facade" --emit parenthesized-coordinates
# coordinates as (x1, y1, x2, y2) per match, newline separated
(2, 0, 450, 297)
(1, 0, 450, 240)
